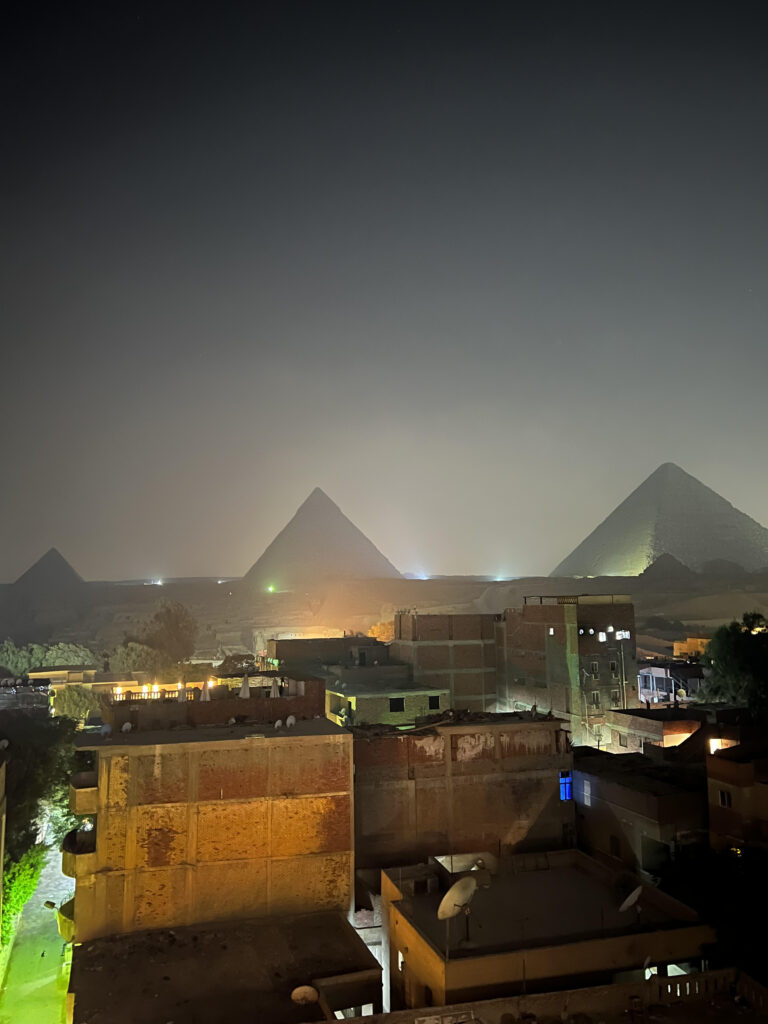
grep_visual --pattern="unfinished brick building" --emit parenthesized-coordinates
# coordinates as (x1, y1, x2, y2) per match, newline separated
(62, 720, 353, 942)
(390, 614, 497, 711)
(495, 595, 637, 745)
(353, 714, 574, 867)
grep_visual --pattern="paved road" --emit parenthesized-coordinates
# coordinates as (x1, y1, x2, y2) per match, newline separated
(0, 850, 72, 1024)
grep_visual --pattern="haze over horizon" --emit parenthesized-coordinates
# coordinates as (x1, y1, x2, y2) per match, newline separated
(3, 1, 767, 582)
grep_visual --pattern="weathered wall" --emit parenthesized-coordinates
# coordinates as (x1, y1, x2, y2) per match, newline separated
(102, 681, 325, 731)
(326, 689, 448, 727)
(72, 731, 353, 941)
(354, 721, 574, 867)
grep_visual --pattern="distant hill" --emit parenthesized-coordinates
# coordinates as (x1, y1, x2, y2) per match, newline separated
(244, 488, 401, 589)
(14, 548, 84, 593)
(552, 463, 768, 576)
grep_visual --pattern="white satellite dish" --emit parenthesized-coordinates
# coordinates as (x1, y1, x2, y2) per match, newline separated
(286, 714, 296, 729)
(99, 723, 112, 737)
(437, 875, 478, 920)
(290, 985, 319, 1005)
(274, 719, 283, 730)
(619, 886, 643, 913)
(0, 738, 9, 750)
(121, 721, 132, 733)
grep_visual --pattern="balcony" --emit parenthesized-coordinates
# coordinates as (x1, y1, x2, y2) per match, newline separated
(61, 827, 97, 878)
(69, 771, 98, 815)
(57, 897, 75, 942)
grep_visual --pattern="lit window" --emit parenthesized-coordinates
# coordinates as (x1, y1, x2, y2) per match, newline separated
(719, 789, 732, 808)
(559, 770, 573, 801)
(607, 625, 614, 633)
(598, 632, 607, 643)
(709, 738, 723, 754)
(549, 627, 555, 636)
(397, 950, 404, 971)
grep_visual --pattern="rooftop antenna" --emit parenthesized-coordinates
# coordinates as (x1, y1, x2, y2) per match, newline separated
(437, 875, 478, 954)
(619, 885, 644, 924)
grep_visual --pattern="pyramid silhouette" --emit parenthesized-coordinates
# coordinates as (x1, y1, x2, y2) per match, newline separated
(552, 463, 768, 576)
(14, 547, 84, 590)
(244, 488, 401, 588)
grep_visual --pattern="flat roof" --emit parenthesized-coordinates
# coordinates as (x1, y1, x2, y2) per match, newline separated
(388, 851, 698, 959)
(326, 679, 449, 697)
(76, 716, 344, 750)
(352, 709, 560, 735)
(69, 911, 380, 1024)
(574, 748, 704, 796)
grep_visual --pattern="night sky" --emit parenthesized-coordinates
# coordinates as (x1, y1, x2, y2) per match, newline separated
(3, 1, 767, 582)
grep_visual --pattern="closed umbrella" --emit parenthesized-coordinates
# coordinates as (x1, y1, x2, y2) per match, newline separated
(238, 674, 251, 699)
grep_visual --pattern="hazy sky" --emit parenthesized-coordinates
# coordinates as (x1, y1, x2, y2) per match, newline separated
(3, 1, 767, 582)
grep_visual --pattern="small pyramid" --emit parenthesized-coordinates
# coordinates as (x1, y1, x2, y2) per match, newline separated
(14, 548, 84, 590)
(244, 488, 401, 588)
(640, 553, 698, 581)
(552, 463, 768, 576)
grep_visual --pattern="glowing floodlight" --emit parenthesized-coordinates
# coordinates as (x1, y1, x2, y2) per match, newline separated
(267, 584, 275, 593)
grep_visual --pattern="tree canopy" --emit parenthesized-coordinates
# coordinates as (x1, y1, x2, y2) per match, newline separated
(53, 684, 102, 723)
(110, 641, 168, 677)
(0, 639, 98, 677)
(703, 611, 768, 711)
(140, 602, 198, 665)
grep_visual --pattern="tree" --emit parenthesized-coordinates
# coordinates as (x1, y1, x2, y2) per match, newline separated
(110, 641, 168, 677)
(53, 684, 102, 723)
(0, 710, 78, 862)
(368, 620, 394, 643)
(216, 652, 256, 675)
(40, 642, 98, 668)
(702, 612, 768, 711)
(141, 602, 198, 664)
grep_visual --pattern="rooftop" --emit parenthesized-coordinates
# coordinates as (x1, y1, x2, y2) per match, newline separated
(76, 716, 344, 750)
(352, 708, 560, 735)
(69, 911, 380, 1024)
(574, 747, 704, 796)
(388, 850, 699, 960)
(326, 678, 449, 697)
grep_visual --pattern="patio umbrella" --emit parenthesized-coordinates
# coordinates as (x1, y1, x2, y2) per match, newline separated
(238, 674, 251, 699)
(269, 679, 280, 699)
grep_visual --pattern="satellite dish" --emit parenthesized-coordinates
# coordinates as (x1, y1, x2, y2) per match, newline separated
(227, 717, 236, 725)
(619, 886, 643, 913)
(274, 719, 283, 730)
(437, 875, 478, 920)
(121, 721, 132, 733)
(286, 715, 296, 729)
(0, 738, 9, 750)
(99, 723, 112, 737)
(290, 985, 319, 1005)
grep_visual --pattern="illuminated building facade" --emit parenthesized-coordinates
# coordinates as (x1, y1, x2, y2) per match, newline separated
(495, 595, 637, 745)
(390, 614, 498, 711)
(61, 720, 353, 942)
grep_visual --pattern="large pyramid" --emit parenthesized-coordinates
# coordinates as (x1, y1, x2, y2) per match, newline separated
(244, 488, 401, 589)
(14, 548, 84, 592)
(551, 463, 768, 577)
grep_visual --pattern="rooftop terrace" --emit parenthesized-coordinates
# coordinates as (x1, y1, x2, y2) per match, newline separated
(75, 716, 343, 749)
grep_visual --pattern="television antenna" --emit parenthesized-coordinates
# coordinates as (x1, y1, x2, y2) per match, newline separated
(437, 875, 478, 952)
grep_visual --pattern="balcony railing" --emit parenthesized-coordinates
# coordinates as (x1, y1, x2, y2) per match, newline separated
(69, 771, 98, 815)
(61, 827, 97, 878)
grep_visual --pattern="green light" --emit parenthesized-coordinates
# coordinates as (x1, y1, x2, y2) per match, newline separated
(267, 585, 275, 593)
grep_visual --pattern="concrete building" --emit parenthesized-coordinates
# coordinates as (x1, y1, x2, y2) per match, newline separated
(390, 614, 497, 711)
(61, 719, 353, 942)
(325, 679, 449, 728)
(495, 594, 637, 745)
(601, 707, 704, 754)
(637, 661, 704, 704)
(381, 849, 714, 1011)
(574, 747, 707, 876)
(353, 713, 574, 868)
(263, 634, 389, 673)
(707, 740, 768, 852)
(67, 910, 382, 1024)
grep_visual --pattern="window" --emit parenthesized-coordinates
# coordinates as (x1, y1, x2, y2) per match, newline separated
(611, 689, 620, 707)
(619, 733, 628, 747)
(559, 770, 573, 801)
(397, 950, 404, 972)
(591, 661, 599, 678)
(610, 660, 618, 676)
(719, 789, 732, 808)
(389, 697, 405, 712)
(583, 778, 592, 806)
(598, 631, 607, 643)
(548, 627, 555, 636)
(591, 690, 600, 708)
(428, 695, 440, 710)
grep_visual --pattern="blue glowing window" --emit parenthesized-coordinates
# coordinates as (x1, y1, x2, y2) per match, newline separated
(559, 770, 573, 801)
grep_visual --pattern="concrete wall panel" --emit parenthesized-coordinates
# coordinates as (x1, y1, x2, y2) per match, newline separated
(196, 800, 270, 861)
